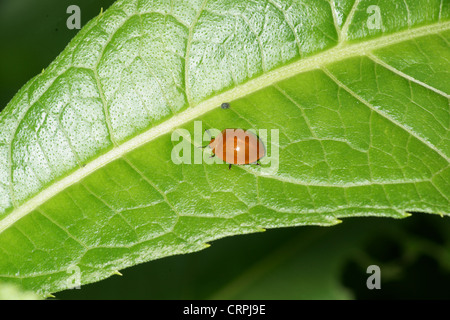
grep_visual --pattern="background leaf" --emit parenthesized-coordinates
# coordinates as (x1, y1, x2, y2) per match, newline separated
(0, 0, 449, 297)
(0, 282, 41, 300)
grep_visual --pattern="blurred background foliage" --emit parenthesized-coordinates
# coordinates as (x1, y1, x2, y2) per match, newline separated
(1, 0, 450, 300)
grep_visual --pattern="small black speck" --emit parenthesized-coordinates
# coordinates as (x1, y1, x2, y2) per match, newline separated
(221, 102, 230, 109)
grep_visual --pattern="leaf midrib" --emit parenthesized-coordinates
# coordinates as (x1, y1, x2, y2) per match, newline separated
(1, 20, 449, 235)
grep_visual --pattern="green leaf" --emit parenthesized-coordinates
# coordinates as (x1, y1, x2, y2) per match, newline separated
(0, 0, 449, 296)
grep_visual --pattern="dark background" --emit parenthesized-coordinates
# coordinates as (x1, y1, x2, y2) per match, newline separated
(1, 0, 450, 300)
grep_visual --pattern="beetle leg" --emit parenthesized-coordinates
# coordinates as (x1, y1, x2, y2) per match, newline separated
(209, 154, 215, 158)
(229, 164, 232, 170)
(256, 161, 261, 166)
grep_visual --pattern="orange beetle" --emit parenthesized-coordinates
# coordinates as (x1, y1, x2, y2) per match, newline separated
(207, 129, 265, 169)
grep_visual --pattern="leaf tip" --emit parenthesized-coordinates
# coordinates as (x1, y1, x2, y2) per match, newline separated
(403, 212, 413, 218)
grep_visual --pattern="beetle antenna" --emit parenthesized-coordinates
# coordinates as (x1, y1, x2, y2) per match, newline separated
(205, 129, 212, 139)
